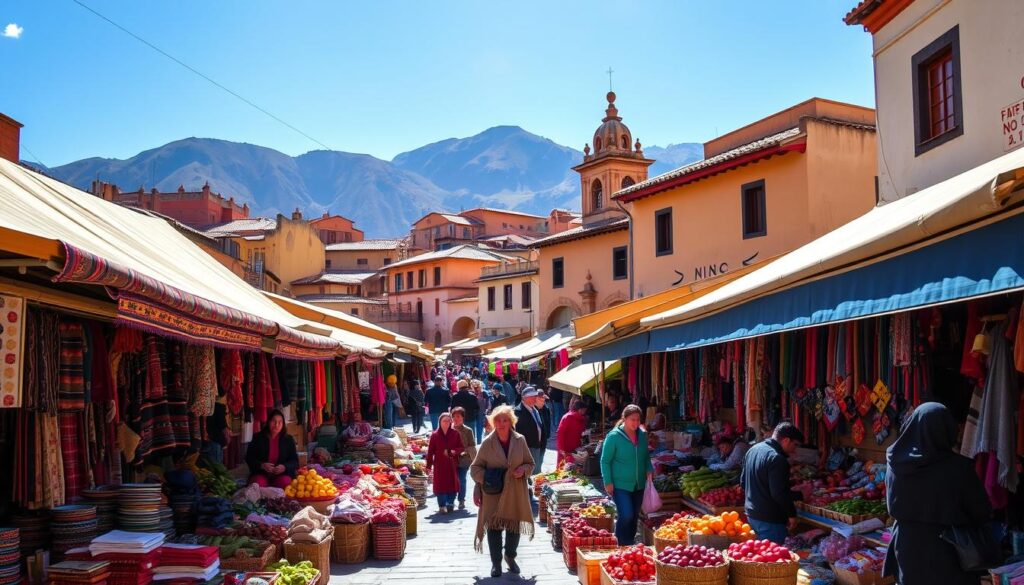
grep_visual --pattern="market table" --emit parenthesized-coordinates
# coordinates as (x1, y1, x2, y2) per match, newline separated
(796, 509, 888, 548)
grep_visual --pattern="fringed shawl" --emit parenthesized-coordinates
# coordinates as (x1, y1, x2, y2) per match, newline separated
(470, 431, 535, 552)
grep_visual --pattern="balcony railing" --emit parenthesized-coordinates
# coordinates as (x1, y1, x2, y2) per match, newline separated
(364, 306, 423, 323)
(480, 260, 539, 278)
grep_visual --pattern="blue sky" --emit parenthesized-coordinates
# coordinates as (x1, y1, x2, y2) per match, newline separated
(1, 1, 874, 167)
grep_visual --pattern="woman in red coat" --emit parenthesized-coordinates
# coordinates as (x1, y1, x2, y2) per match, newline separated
(556, 399, 589, 467)
(426, 411, 465, 514)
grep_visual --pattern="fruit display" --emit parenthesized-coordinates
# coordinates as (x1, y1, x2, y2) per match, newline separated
(824, 498, 887, 517)
(726, 539, 795, 563)
(799, 461, 888, 506)
(577, 503, 613, 518)
(653, 473, 682, 494)
(602, 544, 656, 582)
(266, 559, 319, 585)
(688, 512, 754, 540)
(563, 516, 613, 538)
(680, 468, 730, 498)
(698, 485, 743, 508)
(656, 543, 726, 568)
(653, 513, 694, 542)
(284, 469, 338, 500)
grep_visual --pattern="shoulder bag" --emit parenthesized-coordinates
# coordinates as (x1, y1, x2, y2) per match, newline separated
(940, 523, 1002, 571)
(483, 467, 506, 494)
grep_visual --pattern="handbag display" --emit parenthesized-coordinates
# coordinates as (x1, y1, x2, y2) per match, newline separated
(940, 523, 1002, 571)
(482, 467, 506, 495)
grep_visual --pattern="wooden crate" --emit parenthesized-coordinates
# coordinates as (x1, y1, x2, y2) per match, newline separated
(576, 546, 620, 585)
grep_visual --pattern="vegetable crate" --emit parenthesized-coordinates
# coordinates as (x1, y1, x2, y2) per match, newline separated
(221, 542, 278, 572)
(584, 516, 615, 534)
(562, 529, 618, 571)
(576, 546, 620, 585)
(599, 562, 656, 585)
(284, 534, 332, 580)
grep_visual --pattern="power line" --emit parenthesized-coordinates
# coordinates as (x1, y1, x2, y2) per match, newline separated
(70, 0, 335, 152)
(20, 142, 48, 169)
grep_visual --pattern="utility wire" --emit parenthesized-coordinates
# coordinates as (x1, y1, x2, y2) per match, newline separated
(71, 0, 335, 152)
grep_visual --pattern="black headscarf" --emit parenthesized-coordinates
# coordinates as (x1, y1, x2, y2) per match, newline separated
(887, 402, 957, 472)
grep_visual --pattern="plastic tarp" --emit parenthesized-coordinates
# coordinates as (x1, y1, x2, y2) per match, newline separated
(582, 147, 1024, 362)
(547, 360, 621, 395)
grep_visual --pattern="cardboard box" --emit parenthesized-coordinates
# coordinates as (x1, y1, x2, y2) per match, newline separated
(830, 565, 895, 585)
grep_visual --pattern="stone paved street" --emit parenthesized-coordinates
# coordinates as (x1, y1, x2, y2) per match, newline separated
(328, 420, 580, 585)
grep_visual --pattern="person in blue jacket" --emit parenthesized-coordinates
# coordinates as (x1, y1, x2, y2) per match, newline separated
(425, 376, 451, 430)
(600, 404, 653, 545)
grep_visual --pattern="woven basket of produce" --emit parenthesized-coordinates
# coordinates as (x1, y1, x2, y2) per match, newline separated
(654, 534, 688, 553)
(405, 502, 417, 536)
(220, 542, 278, 572)
(686, 532, 732, 551)
(330, 522, 368, 564)
(283, 528, 333, 579)
(371, 522, 406, 560)
(654, 544, 729, 585)
(725, 541, 799, 585)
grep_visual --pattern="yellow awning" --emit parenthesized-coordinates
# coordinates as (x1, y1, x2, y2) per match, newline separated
(547, 360, 622, 395)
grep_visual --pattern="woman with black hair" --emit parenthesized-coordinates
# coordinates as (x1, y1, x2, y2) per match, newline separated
(245, 409, 299, 488)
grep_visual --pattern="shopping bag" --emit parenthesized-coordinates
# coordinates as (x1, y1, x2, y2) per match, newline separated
(641, 477, 662, 514)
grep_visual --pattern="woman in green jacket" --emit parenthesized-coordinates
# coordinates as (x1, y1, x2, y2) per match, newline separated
(600, 404, 653, 545)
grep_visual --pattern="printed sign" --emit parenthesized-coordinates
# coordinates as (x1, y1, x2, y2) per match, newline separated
(0, 295, 25, 408)
(1001, 97, 1024, 151)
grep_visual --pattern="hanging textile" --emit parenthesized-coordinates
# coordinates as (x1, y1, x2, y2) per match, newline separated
(58, 320, 86, 412)
(220, 349, 244, 415)
(964, 321, 1020, 493)
(185, 345, 217, 417)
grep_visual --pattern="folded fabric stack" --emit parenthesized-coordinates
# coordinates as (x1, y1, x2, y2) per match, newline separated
(64, 549, 158, 585)
(152, 544, 219, 582)
(286, 507, 332, 544)
(47, 561, 110, 585)
(89, 531, 165, 556)
(196, 498, 232, 530)
(0, 528, 21, 585)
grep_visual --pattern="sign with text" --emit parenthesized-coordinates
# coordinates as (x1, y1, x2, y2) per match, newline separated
(1001, 97, 1024, 151)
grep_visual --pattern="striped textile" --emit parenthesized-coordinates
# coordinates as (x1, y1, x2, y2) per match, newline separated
(58, 321, 86, 412)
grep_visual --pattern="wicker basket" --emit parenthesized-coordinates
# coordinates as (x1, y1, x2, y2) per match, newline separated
(331, 522, 369, 564)
(371, 522, 406, 560)
(686, 532, 733, 551)
(373, 442, 396, 464)
(538, 495, 548, 523)
(654, 559, 729, 585)
(405, 502, 417, 536)
(220, 542, 278, 572)
(284, 532, 332, 579)
(296, 497, 336, 516)
(725, 552, 800, 585)
(653, 534, 687, 553)
(551, 518, 563, 551)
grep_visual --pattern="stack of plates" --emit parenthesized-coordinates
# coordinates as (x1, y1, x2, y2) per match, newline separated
(156, 507, 173, 538)
(0, 528, 21, 585)
(117, 484, 163, 533)
(51, 506, 98, 561)
(11, 514, 47, 557)
(81, 486, 119, 534)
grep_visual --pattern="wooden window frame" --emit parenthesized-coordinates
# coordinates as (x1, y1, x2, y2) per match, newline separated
(433, 266, 441, 287)
(503, 284, 513, 310)
(912, 25, 963, 156)
(552, 257, 565, 289)
(487, 286, 496, 311)
(741, 179, 767, 239)
(612, 246, 628, 280)
(521, 282, 531, 309)
(655, 208, 673, 256)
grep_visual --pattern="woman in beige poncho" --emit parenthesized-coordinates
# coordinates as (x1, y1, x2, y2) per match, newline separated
(470, 404, 535, 578)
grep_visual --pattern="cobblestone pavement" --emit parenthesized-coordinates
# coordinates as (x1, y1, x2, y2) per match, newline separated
(328, 420, 581, 585)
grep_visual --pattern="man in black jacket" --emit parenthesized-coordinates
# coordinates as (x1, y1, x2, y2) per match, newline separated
(740, 422, 805, 544)
(450, 379, 480, 426)
(514, 387, 546, 476)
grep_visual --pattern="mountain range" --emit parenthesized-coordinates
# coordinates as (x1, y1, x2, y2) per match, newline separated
(42, 127, 702, 237)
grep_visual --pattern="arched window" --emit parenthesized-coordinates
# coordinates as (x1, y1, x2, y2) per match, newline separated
(621, 135, 629, 149)
(595, 136, 603, 152)
(621, 176, 635, 189)
(591, 179, 603, 210)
